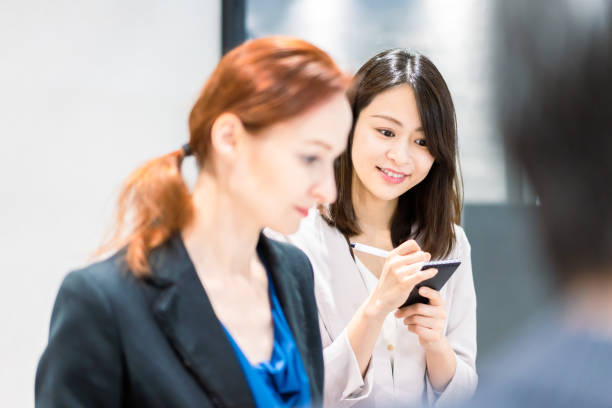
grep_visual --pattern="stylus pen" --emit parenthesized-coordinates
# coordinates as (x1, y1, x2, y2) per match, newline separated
(350, 242, 460, 266)
(349, 242, 390, 258)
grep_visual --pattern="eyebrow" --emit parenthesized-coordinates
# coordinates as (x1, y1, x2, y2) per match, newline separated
(370, 114, 404, 128)
(305, 140, 333, 150)
(370, 114, 423, 133)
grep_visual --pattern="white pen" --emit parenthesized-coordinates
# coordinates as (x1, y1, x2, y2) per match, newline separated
(349, 242, 390, 258)
(350, 242, 461, 267)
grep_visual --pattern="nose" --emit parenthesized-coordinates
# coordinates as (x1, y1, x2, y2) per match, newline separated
(310, 164, 337, 204)
(386, 138, 413, 168)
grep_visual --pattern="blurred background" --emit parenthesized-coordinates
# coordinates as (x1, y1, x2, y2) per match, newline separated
(0, 0, 554, 406)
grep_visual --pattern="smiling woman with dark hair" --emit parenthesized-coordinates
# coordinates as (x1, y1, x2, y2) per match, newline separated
(331, 51, 463, 262)
(268, 50, 477, 407)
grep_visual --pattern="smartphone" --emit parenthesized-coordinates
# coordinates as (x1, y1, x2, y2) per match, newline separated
(399, 259, 461, 308)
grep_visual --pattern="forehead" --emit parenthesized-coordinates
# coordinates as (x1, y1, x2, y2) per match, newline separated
(256, 92, 351, 152)
(362, 84, 420, 123)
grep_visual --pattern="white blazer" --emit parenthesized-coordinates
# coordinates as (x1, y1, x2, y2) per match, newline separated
(266, 209, 477, 407)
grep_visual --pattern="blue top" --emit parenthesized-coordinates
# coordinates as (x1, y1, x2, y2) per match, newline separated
(222, 272, 312, 408)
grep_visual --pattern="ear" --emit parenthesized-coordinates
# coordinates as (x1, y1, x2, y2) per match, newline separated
(210, 112, 246, 160)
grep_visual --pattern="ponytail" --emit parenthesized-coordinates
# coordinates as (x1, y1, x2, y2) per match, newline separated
(96, 36, 348, 277)
(96, 147, 193, 277)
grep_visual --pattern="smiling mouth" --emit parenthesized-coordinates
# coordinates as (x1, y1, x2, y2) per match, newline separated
(376, 166, 407, 182)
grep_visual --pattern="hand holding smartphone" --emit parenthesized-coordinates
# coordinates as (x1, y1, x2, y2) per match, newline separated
(350, 242, 461, 308)
(399, 259, 461, 308)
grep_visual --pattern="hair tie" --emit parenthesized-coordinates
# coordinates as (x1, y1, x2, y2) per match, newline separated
(181, 143, 193, 157)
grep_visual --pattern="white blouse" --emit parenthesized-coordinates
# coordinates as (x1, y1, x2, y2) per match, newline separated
(265, 209, 477, 407)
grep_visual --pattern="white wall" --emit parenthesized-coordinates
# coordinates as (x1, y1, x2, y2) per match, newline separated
(0, 1, 220, 405)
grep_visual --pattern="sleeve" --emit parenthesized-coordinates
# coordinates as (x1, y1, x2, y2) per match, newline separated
(320, 322, 374, 407)
(426, 228, 478, 407)
(35, 270, 123, 407)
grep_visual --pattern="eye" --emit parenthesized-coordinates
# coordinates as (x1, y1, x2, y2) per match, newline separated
(377, 128, 395, 138)
(415, 139, 427, 147)
(302, 155, 320, 165)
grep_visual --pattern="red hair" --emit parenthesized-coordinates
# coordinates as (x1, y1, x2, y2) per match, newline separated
(98, 37, 348, 276)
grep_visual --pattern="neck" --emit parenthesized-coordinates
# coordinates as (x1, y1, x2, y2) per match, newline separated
(351, 172, 397, 240)
(181, 170, 261, 278)
(562, 270, 612, 340)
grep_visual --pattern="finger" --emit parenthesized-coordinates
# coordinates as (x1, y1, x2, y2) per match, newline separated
(394, 306, 415, 318)
(392, 254, 433, 277)
(406, 322, 431, 335)
(412, 325, 437, 342)
(406, 323, 418, 332)
(406, 324, 437, 342)
(395, 303, 439, 318)
(391, 239, 421, 256)
(401, 267, 437, 286)
(384, 253, 430, 283)
(386, 250, 430, 272)
(395, 302, 424, 317)
(404, 315, 438, 329)
(418, 286, 444, 307)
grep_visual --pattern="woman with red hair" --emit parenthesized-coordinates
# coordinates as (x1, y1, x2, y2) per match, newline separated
(35, 37, 351, 407)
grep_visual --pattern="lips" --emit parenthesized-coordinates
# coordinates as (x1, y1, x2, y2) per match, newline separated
(376, 166, 407, 184)
(295, 206, 309, 217)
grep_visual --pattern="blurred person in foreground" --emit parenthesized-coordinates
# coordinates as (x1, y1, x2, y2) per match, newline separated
(463, 1, 612, 407)
(35, 36, 352, 407)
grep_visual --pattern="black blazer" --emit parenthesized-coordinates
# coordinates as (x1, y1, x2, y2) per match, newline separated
(35, 233, 323, 407)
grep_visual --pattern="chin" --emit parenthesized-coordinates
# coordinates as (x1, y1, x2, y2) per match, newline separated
(267, 218, 301, 236)
(370, 186, 406, 202)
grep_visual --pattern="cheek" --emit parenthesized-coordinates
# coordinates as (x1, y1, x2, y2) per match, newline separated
(234, 146, 281, 206)
(351, 131, 382, 172)
(415, 152, 435, 180)
(250, 149, 307, 203)
(253, 157, 287, 195)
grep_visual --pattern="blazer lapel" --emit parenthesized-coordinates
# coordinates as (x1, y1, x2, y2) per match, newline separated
(146, 234, 256, 408)
(257, 234, 318, 394)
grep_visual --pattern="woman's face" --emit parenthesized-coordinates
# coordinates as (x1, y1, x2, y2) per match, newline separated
(233, 92, 352, 234)
(351, 84, 435, 203)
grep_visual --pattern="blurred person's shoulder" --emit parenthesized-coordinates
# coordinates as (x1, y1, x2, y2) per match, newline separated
(464, 308, 612, 408)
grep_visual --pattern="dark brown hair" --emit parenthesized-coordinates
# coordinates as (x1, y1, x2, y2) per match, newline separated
(98, 36, 348, 276)
(327, 49, 463, 259)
